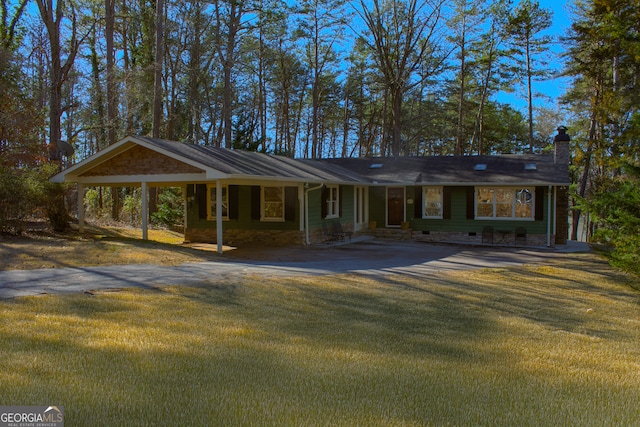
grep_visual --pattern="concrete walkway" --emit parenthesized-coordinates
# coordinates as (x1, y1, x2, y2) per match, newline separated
(0, 239, 591, 299)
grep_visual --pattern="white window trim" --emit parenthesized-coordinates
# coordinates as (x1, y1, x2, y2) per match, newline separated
(206, 184, 228, 221)
(475, 187, 535, 221)
(261, 186, 285, 222)
(422, 186, 443, 219)
(325, 185, 340, 219)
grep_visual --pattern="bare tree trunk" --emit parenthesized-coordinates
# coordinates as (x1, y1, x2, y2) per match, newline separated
(571, 110, 597, 240)
(150, 0, 165, 218)
(342, 87, 350, 157)
(36, 0, 80, 163)
(152, 0, 164, 139)
(455, 13, 466, 156)
(359, 0, 445, 157)
(106, 0, 119, 220)
(217, 0, 243, 149)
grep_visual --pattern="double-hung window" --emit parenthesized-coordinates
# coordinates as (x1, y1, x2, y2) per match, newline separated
(262, 186, 285, 221)
(207, 184, 228, 220)
(476, 187, 534, 220)
(325, 185, 339, 218)
(422, 186, 443, 218)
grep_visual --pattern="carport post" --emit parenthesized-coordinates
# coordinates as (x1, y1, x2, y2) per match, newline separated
(547, 185, 552, 247)
(78, 184, 85, 233)
(182, 184, 188, 237)
(142, 181, 148, 240)
(216, 180, 223, 254)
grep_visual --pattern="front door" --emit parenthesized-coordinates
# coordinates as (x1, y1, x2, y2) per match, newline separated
(387, 187, 404, 226)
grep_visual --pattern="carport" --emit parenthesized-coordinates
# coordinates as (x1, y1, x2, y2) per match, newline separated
(51, 136, 231, 253)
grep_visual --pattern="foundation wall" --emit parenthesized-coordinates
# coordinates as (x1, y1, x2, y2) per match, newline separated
(185, 228, 306, 246)
(411, 230, 551, 247)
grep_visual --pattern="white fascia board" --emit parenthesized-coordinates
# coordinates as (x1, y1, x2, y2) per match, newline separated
(205, 170, 234, 180)
(412, 181, 566, 187)
(73, 173, 207, 185)
(228, 175, 360, 186)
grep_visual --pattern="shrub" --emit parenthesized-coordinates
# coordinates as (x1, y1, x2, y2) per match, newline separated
(0, 162, 72, 233)
(583, 163, 640, 275)
(151, 187, 183, 227)
(0, 167, 33, 233)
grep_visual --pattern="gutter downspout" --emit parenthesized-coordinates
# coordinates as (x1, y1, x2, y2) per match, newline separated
(547, 185, 552, 247)
(553, 186, 557, 239)
(304, 183, 324, 245)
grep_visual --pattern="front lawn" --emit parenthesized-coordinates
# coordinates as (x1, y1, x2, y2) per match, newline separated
(0, 225, 217, 270)
(1, 252, 638, 425)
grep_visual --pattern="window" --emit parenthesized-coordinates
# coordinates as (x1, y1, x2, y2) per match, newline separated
(207, 184, 228, 220)
(476, 187, 534, 220)
(325, 185, 339, 218)
(262, 186, 284, 221)
(515, 188, 534, 218)
(422, 186, 442, 218)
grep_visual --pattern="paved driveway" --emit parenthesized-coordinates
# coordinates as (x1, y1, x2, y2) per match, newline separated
(0, 238, 589, 299)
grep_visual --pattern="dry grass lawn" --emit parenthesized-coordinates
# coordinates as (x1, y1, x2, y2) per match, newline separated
(1, 225, 639, 425)
(0, 224, 218, 270)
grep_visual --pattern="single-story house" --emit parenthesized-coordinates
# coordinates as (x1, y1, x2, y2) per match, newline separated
(51, 135, 570, 252)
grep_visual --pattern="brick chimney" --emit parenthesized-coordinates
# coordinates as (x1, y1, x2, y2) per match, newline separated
(554, 126, 570, 164)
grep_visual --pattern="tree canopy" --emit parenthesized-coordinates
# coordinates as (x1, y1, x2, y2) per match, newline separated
(1, 0, 566, 164)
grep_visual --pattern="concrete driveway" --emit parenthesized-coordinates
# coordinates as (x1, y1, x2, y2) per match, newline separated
(0, 238, 590, 299)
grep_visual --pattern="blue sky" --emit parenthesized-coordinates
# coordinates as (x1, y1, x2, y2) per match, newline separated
(500, 0, 573, 112)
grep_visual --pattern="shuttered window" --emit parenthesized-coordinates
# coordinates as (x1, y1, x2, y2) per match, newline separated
(262, 186, 285, 221)
(475, 187, 535, 220)
(206, 184, 228, 220)
(422, 187, 443, 218)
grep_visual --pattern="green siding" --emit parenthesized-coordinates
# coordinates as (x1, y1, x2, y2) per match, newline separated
(307, 185, 355, 229)
(186, 183, 554, 237)
(187, 184, 299, 231)
(409, 186, 551, 234)
(369, 187, 386, 226)
(340, 185, 355, 221)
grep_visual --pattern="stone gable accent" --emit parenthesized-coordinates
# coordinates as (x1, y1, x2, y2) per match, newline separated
(80, 145, 204, 176)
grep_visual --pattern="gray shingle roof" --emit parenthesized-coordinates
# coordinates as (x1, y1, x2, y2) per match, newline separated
(138, 137, 369, 183)
(53, 136, 569, 186)
(144, 137, 569, 185)
(317, 154, 570, 186)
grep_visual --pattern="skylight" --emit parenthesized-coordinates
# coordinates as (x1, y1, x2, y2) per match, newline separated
(474, 164, 487, 171)
(524, 163, 537, 171)
(369, 163, 383, 169)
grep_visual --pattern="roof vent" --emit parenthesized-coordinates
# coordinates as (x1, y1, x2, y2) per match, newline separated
(369, 163, 383, 169)
(474, 163, 487, 171)
(524, 163, 537, 171)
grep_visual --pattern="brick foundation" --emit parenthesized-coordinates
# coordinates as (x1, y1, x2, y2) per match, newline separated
(555, 187, 569, 245)
(185, 228, 305, 246)
(412, 230, 552, 247)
